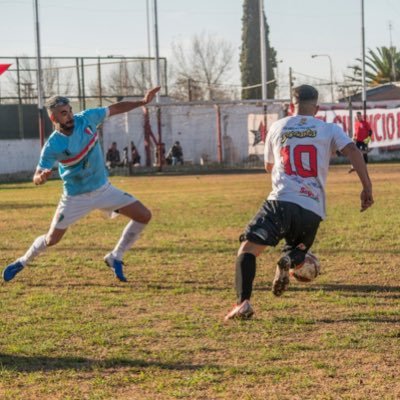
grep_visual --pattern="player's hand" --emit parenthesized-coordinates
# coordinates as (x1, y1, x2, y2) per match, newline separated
(143, 86, 161, 105)
(34, 169, 52, 185)
(360, 188, 373, 212)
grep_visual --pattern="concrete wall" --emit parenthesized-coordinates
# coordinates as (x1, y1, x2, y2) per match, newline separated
(0, 139, 42, 175)
(102, 103, 283, 165)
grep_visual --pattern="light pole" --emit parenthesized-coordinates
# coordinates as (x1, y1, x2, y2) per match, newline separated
(259, 0, 267, 100)
(33, 0, 45, 148)
(311, 54, 334, 103)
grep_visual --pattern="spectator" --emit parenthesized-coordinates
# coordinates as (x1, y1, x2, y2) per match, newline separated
(131, 142, 141, 166)
(106, 142, 121, 169)
(168, 141, 184, 165)
(122, 146, 129, 166)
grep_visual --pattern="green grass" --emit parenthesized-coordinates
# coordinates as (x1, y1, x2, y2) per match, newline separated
(0, 165, 400, 399)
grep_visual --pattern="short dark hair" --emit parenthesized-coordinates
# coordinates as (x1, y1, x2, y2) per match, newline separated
(292, 85, 319, 103)
(46, 95, 70, 110)
(356, 111, 362, 115)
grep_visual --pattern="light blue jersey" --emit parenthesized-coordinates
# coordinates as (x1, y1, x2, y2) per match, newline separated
(38, 107, 109, 196)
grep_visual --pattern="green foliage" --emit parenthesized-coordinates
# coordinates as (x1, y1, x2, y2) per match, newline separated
(348, 46, 400, 86)
(240, 0, 277, 99)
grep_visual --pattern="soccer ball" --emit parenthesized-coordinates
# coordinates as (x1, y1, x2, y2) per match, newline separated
(289, 252, 321, 282)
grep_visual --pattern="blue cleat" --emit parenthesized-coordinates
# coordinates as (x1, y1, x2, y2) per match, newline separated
(3, 260, 24, 282)
(104, 254, 127, 282)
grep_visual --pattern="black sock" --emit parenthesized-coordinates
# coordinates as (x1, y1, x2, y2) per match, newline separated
(282, 248, 306, 267)
(235, 253, 256, 304)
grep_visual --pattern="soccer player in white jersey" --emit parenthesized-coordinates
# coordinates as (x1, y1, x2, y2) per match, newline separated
(2, 86, 160, 283)
(225, 85, 374, 321)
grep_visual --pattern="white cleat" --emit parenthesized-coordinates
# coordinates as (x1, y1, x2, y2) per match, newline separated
(224, 300, 254, 321)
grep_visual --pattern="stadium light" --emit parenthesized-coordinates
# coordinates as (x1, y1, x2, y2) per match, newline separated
(311, 54, 334, 103)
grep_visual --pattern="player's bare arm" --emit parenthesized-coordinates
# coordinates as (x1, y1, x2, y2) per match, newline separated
(108, 86, 161, 117)
(341, 142, 374, 212)
(33, 168, 52, 185)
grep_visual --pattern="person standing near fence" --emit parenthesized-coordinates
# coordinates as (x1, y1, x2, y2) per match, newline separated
(2, 87, 160, 283)
(349, 111, 373, 173)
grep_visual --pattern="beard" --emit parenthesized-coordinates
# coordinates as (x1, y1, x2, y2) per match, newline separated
(59, 120, 74, 132)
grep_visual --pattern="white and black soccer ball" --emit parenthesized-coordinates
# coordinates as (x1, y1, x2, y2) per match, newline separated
(289, 252, 321, 282)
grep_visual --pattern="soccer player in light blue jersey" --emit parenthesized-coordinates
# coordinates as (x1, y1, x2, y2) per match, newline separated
(3, 86, 160, 283)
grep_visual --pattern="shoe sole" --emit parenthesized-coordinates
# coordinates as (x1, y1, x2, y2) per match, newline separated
(272, 256, 290, 297)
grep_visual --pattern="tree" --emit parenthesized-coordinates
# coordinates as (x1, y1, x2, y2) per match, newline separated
(103, 60, 154, 97)
(170, 33, 235, 101)
(240, 0, 277, 99)
(347, 46, 400, 86)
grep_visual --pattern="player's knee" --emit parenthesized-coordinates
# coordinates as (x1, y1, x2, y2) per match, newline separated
(136, 208, 152, 224)
(237, 240, 265, 257)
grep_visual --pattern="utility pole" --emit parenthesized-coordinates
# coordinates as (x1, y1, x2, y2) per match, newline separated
(33, 0, 45, 148)
(153, 0, 162, 171)
(187, 78, 193, 101)
(361, 0, 367, 118)
(388, 21, 397, 82)
(259, 0, 267, 100)
(289, 67, 294, 102)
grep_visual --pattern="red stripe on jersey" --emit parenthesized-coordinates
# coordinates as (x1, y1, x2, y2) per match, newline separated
(60, 133, 98, 167)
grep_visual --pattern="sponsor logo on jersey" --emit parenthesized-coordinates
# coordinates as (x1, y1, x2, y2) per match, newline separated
(299, 186, 319, 202)
(281, 129, 317, 144)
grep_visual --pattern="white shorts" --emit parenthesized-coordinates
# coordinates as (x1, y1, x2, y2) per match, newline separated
(51, 182, 137, 230)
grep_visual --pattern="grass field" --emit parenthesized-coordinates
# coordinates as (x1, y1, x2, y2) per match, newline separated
(0, 164, 399, 399)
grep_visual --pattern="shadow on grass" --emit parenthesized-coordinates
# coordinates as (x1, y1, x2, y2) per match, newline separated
(256, 283, 400, 294)
(292, 283, 400, 294)
(0, 203, 55, 210)
(0, 354, 218, 372)
(27, 281, 233, 291)
(317, 317, 400, 324)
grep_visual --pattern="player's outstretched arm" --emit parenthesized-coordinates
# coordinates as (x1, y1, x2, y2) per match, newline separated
(108, 86, 161, 117)
(33, 168, 52, 186)
(341, 142, 374, 212)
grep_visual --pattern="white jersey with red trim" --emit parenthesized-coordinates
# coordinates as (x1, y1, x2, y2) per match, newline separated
(264, 114, 352, 219)
(39, 107, 110, 196)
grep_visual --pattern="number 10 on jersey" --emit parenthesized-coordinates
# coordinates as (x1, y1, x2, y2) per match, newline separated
(280, 144, 318, 178)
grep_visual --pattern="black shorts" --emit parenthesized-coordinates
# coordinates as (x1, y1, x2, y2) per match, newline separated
(240, 200, 321, 251)
(355, 141, 368, 153)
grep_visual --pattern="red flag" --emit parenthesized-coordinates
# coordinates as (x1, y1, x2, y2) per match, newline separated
(0, 64, 11, 76)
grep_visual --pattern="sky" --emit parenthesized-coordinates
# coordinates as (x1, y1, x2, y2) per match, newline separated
(1, 0, 400, 101)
